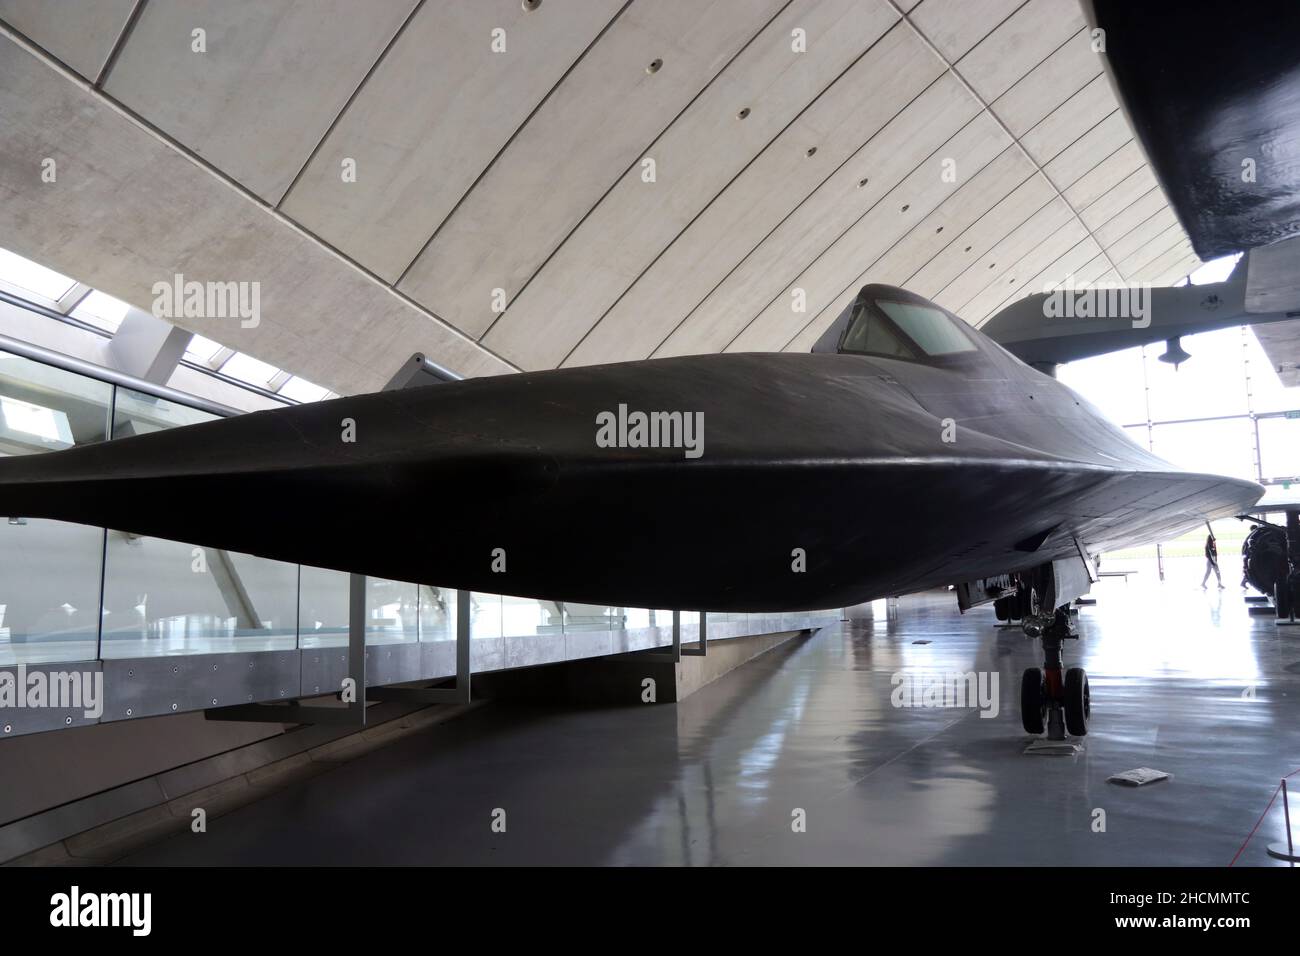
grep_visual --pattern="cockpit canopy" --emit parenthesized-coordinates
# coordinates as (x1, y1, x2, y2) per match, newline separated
(812, 285, 977, 362)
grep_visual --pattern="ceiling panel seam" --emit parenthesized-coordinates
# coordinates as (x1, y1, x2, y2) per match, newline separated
(785, 101, 1139, 346)
(1039, 109, 1121, 182)
(474, 0, 798, 344)
(889, 0, 1127, 283)
(977, 231, 1100, 319)
(948, 204, 1081, 316)
(92, 0, 145, 87)
(650, 70, 977, 356)
(555, 16, 922, 368)
(0, 21, 525, 376)
(1089, 184, 1163, 235)
(1093, 196, 1173, 255)
(1112, 215, 1185, 269)
(985, 24, 1098, 128)
(1060, 135, 1135, 195)
(934, 0, 1031, 67)
(776, 145, 1035, 350)
(706, 106, 992, 355)
(1122, 228, 1191, 276)
(929, 187, 1063, 306)
(274, 0, 429, 209)
(390, 1, 636, 290)
(1075, 163, 1152, 218)
(785, 104, 1136, 347)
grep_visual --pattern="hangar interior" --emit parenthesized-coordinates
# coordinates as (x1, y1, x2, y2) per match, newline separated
(0, 0, 1299, 867)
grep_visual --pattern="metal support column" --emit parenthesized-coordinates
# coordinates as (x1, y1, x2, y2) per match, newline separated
(367, 589, 472, 704)
(682, 610, 707, 657)
(206, 574, 370, 726)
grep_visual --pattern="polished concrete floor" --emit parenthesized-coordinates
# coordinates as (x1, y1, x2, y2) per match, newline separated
(119, 574, 1300, 865)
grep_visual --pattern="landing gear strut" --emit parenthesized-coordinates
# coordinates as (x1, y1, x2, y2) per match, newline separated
(1020, 606, 1088, 738)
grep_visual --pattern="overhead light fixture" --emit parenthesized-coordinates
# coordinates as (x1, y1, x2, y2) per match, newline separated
(1157, 336, 1192, 369)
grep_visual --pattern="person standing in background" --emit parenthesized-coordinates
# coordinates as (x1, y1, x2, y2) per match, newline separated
(1202, 530, 1223, 589)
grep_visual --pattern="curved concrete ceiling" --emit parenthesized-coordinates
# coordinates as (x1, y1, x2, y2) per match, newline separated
(0, 0, 1201, 393)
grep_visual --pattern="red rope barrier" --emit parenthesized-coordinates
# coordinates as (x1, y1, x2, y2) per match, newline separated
(1230, 780, 1284, 866)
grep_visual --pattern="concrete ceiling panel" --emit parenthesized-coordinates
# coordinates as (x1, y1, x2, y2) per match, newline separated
(955, 0, 1085, 103)
(907, 0, 1025, 63)
(932, 196, 1073, 310)
(775, 146, 1037, 351)
(555, 21, 947, 369)
(1155, 257, 1201, 286)
(990, 26, 1099, 137)
(1104, 206, 1179, 268)
(1062, 139, 1141, 209)
(396, 0, 787, 339)
(960, 219, 1087, 321)
(908, 172, 1056, 297)
(1092, 187, 1167, 247)
(464, 0, 901, 366)
(1117, 222, 1186, 277)
(1132, 243, 1197, 284)
(0, 0, 135, 80)
(279, 0, 625, 281)
(655, 72, 982, 357)
(1038, 107, 1127, 189)
(0, 0, 1202, 381)
(980, 234, 1102, 319)
(1021, 73, 1116, 166)
(0, 35, 512, 394)
(722, 112, 1011, 353)
(102, 0, 418, 202)
(1078, 165, 1159, 231)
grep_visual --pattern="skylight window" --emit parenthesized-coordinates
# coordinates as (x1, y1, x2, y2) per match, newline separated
(220, 352, 281, 388)
(0, 395, 73, 446)
(1189, 252, 1243, 285)
(70, 291, 131, 333)
(183, 334, 228, 366)
(0, 247, 76, 302)
(278, 376, 330, 403)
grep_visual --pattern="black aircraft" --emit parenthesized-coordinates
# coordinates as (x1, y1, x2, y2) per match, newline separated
(2, 0, 1296, 742)
(0, 283, 1264, 738)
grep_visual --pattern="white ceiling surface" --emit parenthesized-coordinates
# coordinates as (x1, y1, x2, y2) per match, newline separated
(0, 0, 1202, 394)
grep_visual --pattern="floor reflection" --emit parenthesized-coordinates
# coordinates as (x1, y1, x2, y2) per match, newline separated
(119, 577, 1299, 866)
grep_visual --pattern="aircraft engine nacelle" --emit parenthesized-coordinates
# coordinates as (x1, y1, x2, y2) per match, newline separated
(1242, 523, 1288, 596)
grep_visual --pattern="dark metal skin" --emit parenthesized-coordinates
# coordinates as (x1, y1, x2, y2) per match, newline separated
(0, 285, 1262, 611)
(1087, 0, 1300, 259)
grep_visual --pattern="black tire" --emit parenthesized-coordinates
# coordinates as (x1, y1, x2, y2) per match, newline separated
(1064, 667, 1090, 737)
(1278, 577, 1295, 621)
(1016, 585, 1035, 621)
(994, 596, 1010, 621)
(1021, 667, 1046, 734)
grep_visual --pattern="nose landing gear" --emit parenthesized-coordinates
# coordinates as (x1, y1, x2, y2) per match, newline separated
(1020, 606, 1088, 738)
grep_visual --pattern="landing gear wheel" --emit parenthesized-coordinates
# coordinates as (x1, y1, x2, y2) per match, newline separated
(994, 596, 1011, 621)
(1064, 667, 1090, 737)
(1021, 667, 1046, 734)
(1278, 578, 1295, 620)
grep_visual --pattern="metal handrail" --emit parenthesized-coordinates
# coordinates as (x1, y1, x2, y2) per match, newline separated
(0, 301, 242, 418)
